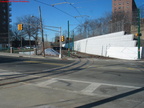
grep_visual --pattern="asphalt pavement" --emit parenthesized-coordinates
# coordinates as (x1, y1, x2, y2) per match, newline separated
(0, 53, 144, 108)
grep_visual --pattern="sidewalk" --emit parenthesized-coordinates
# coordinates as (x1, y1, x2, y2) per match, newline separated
(0, 52, 64, 60)
(0, 52, 81, 61)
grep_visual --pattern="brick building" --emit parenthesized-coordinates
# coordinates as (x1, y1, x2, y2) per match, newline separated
(112, 0, 138, 33)
(0, 0, 11, 48)
(112, 0, 137, 19)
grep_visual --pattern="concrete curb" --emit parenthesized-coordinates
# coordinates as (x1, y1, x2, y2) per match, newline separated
(0, 52, 78, 61)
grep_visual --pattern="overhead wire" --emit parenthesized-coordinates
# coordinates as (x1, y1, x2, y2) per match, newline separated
(73, 0, 98, 4)
(63, 0, 82, 17)
(34, 0, 81, 24)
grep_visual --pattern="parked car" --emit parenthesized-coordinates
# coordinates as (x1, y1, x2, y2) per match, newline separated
(25, 46, 31, 49)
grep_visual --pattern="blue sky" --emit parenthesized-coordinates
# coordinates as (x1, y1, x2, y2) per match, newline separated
(11, 0, 143, 41)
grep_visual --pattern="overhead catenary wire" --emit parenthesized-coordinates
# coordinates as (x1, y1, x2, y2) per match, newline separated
(44, 27, 60, 33)
(34, 0, 81, 24)
(63, 0, 82, 17)
(73, 0, 98, 4)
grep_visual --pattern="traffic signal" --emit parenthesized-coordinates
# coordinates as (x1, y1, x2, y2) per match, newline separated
(66, 37, 71, 40)
(18, 24, 23, 30)
(135, 33, 142, 36)
(61, 36, 65, 42)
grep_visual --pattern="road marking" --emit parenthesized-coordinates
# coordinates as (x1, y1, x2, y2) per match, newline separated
(0, 69, 8, 71)
(24, 61, 64, 66)
(41, 62, 64, 66)
(36, 78, 57, 87)
(54, 78, 141, 89)
(127, 68, 136, 70)
(88, 66, 140, 71)
(34, 78, 141, 96)
(0, 72, 22, 75)
(81, 83, 101, 93)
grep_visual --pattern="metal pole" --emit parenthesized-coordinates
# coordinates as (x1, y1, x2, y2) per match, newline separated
(21, 35, 22, 47)
(59, 27, 62, 58)
(39, 6, 45, 57)
(72, 30, 74, 52)
(137, 9, 141, 59)
(68, 20, 70, 57)
(8, 3, 10, 48)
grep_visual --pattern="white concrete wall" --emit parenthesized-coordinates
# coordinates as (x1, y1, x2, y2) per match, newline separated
(63, 31, 143, 60)
(107, 47, 142, 60)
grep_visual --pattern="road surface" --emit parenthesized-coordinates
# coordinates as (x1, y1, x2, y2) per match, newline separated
(0, 55, 144, 108)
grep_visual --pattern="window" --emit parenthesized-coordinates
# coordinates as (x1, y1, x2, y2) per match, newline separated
(114, 7, 117, 10)
(119, 7, 121, 9)
(3, 15, 6, 19)
(3, 10, 6, 13)
(2, 21, 6, 25)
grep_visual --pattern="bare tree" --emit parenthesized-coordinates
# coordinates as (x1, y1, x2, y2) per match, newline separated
(16, 15, 40, 47)
(74, 12, 112, 40)
(112, 11, 133, 33)
(11, 24, 27, 41)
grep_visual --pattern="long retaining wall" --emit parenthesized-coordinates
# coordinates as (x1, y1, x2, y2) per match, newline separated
(64, 31, 143, 60)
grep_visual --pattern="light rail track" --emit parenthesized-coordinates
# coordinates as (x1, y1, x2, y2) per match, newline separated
(0, 58, 94, 87)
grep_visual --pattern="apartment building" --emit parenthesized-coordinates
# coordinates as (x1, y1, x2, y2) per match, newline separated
(112, 0, 137, 20)
(0, 0, 11, 48)
(112, 0, 138, 33)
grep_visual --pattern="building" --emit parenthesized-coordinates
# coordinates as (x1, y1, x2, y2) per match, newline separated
(112, 0, 138, 33)
(112, 0, 137, 20)
(0, 0, 11, 48)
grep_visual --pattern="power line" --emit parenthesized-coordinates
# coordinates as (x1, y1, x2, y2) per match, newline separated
(34, 0, 81, 23)
(63, 0, 82, 17)
(74, 0, 98, 4)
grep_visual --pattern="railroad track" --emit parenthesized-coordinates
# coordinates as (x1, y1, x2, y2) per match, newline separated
(0, 58, 94, 87)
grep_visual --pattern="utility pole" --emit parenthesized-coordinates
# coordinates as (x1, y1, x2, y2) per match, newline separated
(68, 20, 70, 57)
(137, 9, 141, 59)
(59, 27, 62, 58)
(39, 6, 45, 57)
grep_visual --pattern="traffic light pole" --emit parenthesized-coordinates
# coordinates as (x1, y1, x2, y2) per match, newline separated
(68, 20, 70, 57)
(137, 9, 141, 59)
(59, 27, 62, 58)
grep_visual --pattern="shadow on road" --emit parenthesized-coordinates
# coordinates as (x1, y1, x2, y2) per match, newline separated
(75, 87, 144, 108)
(0, 56, 24, 63)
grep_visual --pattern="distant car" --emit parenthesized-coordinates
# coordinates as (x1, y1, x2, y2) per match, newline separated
(25, 46, 31, 49)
